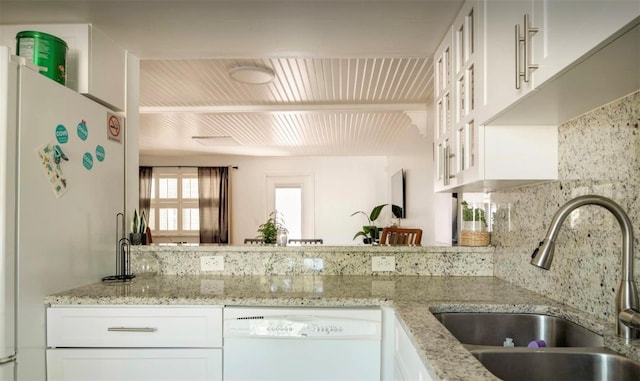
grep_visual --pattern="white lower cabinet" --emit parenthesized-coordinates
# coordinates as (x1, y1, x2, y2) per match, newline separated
(382, 307, 433, 381)
(47, 348, 222, 381)
(46, 306, 223, 381)
(393, 318, 433, 381)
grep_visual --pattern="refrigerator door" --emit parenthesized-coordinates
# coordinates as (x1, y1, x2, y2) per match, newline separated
(15, 57, 125, 380)
(0, 46, 17, 369)
(0, 360, 16, 381)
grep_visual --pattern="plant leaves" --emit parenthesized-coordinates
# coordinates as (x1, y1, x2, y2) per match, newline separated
(369, 204, 387, 221)
(131, 209, 139, 234)
(139, 210, 147, 233)
(353, 231, 367, 240)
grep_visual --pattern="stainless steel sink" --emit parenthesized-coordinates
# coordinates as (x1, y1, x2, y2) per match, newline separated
(433, 312, 640, 380)
(433, 312, 604, 347)
(472, 348, 640, 381)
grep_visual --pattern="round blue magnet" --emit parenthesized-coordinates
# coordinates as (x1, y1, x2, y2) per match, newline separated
(77, 120, 88, 141)
(55, 124, 68, 144)
(82, 152, 93, 170)
(95, 145, 105, 162)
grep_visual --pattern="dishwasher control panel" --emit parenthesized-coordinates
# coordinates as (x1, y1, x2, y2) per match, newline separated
(224, 307, 381, 339)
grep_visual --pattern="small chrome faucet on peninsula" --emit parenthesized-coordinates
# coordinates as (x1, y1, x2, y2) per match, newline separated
(530, 195, 640, 340)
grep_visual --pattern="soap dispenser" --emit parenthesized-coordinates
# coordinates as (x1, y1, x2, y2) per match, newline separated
(503, 337, 515, 347)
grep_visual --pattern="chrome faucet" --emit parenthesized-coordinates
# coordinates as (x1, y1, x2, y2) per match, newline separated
(530, 195, 640, 340)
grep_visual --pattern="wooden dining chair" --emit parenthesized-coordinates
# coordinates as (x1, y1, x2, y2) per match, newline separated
(288, 239, 323, 245)
(380, 227, 422, 245)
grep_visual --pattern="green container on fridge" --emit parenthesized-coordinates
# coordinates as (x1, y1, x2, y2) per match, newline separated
(16, 30, 68, 85)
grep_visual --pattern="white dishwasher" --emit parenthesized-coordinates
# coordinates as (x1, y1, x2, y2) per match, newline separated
(223, 306, 382, 381)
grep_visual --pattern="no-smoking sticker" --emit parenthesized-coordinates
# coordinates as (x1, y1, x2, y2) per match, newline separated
(107, 112, 124, 143)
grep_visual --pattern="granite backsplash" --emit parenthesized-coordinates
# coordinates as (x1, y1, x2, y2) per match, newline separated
(492, 90, 640, 324)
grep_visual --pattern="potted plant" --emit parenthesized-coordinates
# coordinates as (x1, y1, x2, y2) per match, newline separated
(460, 201, 490, 246)
(351, 204, 387, 244)
(461, 201, 487, 231)
(130, 209, 147, 245)
(257, 210, 287, 245)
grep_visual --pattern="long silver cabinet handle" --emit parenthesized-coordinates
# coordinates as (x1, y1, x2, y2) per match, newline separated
(108, 327, 158, 333)
(444, 145, 450, 186)
(448, 149, 456, 180)
(515, 23, 521, 89)
(444, 144, 456, 186)
(515, 14, 539, 88)
(523, 13, 538, 83)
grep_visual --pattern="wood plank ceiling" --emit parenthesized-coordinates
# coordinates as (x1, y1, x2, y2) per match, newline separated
(139, 57, 433, 156)
(1, 0, 463, 158)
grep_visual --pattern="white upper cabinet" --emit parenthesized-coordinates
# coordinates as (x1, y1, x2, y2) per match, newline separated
(435, 0, 556, 193)
(454, 124, 558, 193)
(434, 0, 481, 191)
(451, 0, 483, 188)
(434, 26, 455, 191)
(481, 0, 536, 124)
(0, 24, 126, 111)
(533, 0, 640, 86)
(435, 0, 639, 192)
(483, 0, 639, 126)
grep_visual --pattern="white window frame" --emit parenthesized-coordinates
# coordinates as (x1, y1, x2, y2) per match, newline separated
(150, 167, 199, 239)
(265, 174, 315, 240)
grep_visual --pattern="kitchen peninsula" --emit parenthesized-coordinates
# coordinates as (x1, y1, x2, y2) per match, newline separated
(128, 244, 495, 276)
(45, 245, 640, 381)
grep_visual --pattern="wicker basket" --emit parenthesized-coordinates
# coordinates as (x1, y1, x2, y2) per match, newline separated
(460, 230, 491, 246)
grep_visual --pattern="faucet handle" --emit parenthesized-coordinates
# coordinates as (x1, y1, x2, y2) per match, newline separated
(619, 308, 640, 333)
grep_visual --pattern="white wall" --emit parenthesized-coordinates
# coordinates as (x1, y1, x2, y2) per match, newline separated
(140, 154, 389, 244)
(125, 52, 140, 225)
(432, 193, 454, 245)
(387, 116, 443, 245)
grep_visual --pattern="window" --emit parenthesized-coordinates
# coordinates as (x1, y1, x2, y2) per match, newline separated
(149, 168, 199, 237)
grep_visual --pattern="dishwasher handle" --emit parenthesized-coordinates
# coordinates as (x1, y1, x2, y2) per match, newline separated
(283, 315, 320, 322)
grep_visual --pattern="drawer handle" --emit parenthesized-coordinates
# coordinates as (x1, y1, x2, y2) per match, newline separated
(107, 327, 158, 333)
(0, 355, 16, 365)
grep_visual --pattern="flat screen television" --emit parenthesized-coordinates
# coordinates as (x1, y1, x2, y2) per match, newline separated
(391, 169, 405, 218)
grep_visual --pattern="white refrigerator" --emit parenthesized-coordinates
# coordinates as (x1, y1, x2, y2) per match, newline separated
(0, 45, 125, 381)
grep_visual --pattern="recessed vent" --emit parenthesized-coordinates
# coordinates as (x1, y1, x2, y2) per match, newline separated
(192, 136, 240, 146)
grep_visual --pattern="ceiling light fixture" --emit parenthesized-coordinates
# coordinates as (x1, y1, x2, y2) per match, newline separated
(228, 65, 275, 85)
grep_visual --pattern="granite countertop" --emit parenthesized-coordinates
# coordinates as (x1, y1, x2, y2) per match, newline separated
(46, 274, 637, 381)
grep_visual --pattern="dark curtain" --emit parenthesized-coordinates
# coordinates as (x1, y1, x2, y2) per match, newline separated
(198, 167, 229, 243)
(139, 166, 153, 221)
